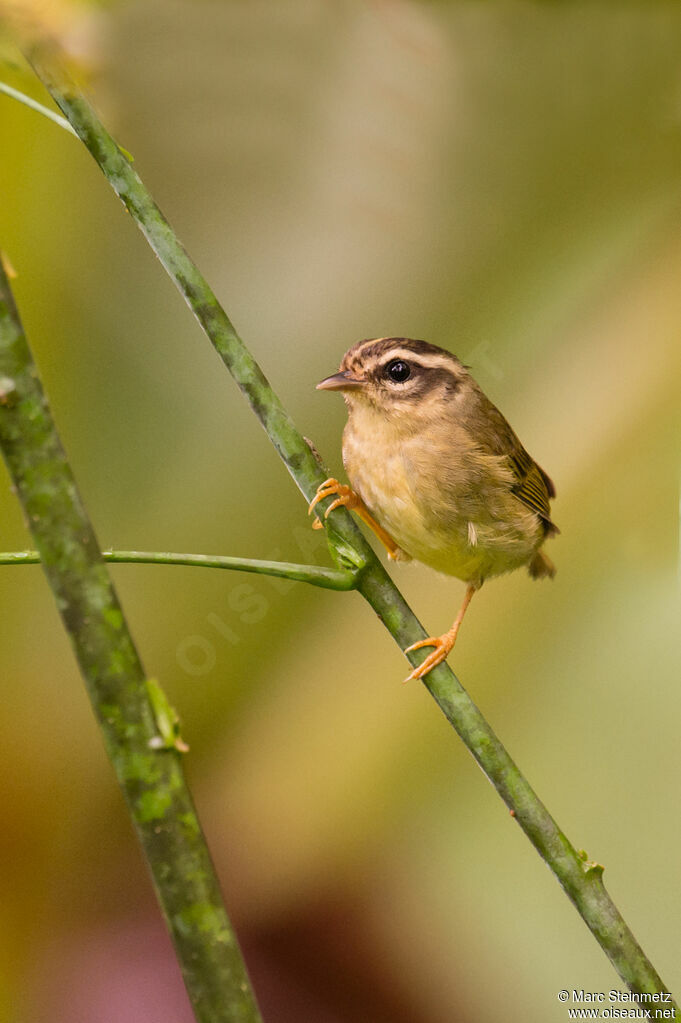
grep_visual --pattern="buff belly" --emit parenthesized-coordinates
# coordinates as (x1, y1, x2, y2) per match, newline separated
(343, 426, 543, 585)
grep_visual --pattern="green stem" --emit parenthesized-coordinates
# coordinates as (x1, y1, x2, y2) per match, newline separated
(27, 47, 677, 1011)
(25, 48, 338, 519)
(0, 79, 78, 136)
(0, 548, 359, 589)
(0, 266, 261, 1021)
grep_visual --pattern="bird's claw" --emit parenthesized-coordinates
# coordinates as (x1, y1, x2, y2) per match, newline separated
(308, 478, 404, 562)
(403, 634, 455, 682)
(308, 478, 359, 525)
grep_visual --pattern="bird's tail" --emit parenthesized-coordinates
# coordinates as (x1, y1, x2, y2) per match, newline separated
(528, 550, 556, 579)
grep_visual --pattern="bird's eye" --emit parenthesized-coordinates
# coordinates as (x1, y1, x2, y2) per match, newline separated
(385, 359, 411, 383)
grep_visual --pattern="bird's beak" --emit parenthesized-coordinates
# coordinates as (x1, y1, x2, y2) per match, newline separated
(316, 370, 365, 392)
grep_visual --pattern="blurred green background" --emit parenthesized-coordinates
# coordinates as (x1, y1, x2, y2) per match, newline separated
(1, 1, 680, 1020)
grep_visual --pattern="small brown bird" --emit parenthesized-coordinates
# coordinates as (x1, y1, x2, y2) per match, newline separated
(309, 337, 557, 681)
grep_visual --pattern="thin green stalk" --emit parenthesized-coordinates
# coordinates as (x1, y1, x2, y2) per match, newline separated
(0, 548, 359, 589)
(0, 79, 77, 135)
(0, 265, 261, 1022)
(27, 47, 677, 1009)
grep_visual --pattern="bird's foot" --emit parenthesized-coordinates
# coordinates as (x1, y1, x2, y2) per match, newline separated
(308, 478, 403, 560)
(403, 584, 477, 682)
(308, 478, 362, 528)
(403, 632, 458, 682)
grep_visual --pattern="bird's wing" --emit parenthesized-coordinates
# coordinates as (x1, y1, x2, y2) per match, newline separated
(477, 394, 558, 532)
(507, 446, 556, 527)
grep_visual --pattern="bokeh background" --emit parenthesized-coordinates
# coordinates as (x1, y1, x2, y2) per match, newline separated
(1, 1, 680, 1021)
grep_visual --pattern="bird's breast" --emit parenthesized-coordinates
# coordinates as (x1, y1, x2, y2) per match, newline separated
(344, 431, 426, 546)
(341, 413, 542, 583)
(343, 419, 465, 568)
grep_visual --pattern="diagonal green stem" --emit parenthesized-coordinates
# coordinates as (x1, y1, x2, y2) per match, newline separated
(26, 46, 678, 1011)
(0, 548, 360, 589)
(24, 49, 333, 515)
(0, 264, 261, 1022)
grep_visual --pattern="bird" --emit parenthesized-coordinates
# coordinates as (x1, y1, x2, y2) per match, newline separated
(309, 337, 557, 682)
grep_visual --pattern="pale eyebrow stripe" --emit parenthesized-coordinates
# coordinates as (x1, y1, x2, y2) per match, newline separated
(375, 351, 457, 372)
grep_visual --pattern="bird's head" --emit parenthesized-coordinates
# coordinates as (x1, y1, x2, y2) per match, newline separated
(317, 337, 469, 425)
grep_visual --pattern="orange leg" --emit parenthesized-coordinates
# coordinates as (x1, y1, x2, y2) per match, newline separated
(403, 583, 477, 682)
(308, 477, 402, 559)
